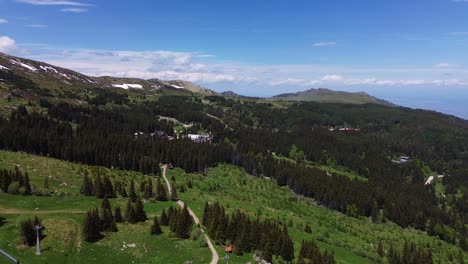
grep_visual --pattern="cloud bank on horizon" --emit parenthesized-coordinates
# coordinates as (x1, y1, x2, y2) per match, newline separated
(1, 0, 468, 117)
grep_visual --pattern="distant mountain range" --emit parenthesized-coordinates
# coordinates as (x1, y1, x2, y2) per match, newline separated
(270, 88, 395, 106)
(1, 52, 393, 106)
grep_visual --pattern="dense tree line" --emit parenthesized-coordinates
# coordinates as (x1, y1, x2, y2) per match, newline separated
(387, 241, 433, 264)
(202, 202, 294, 262)
(83, 198, 123, 242)
(298, 240, 335, 264)
(0, 166, 32, 195)
(80, 171, 115, 198)
(167, 204, 192, 239)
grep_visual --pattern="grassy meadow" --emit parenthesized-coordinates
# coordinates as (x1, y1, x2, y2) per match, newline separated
(0, 150, 466, 263)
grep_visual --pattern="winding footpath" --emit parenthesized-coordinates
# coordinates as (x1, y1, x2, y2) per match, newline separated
(161, 165, 219, 264)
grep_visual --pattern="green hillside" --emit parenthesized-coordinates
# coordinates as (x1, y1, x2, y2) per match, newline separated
(1, 151, 466, 264)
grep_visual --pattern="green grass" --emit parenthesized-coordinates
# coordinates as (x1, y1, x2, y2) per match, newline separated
(0, 213, 210, 264)
(272, 152, 367, 181)
(1, 150, 466, 264)
(0, 150, 210, 263)
(168, 164, 467, 264)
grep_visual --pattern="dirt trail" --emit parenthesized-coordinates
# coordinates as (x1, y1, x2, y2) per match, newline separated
(162, 165, 219, 264)
(0, 207, 85, 215)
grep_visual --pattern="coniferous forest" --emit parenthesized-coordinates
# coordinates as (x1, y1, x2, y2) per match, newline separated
(1, 94, 467, 251)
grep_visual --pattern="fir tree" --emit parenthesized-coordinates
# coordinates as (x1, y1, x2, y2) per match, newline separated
(175, 203, 192, 239)
(155, 177, 167, 201)
(94, 175, 104, 199)
(80, 171, 94, 196)
(19, 218, 35, 246)
(170, 182, 178, 201)
(160, 208, 169, 226)
(114, 206, 123, 223)
(123, 199, 138, 224)
(102, 175, 115, 198)
(123, 199, 132, 222)
(150, 216, 162, 235)
(129, 178, 137, 202)
(83, 209, 102, 242)
(100, 207, 114, 231)
(134, 197, 147, 222)
(101, 197, 111, 211)
(23, 171, 32, 195)
(143, 178, 153, 199)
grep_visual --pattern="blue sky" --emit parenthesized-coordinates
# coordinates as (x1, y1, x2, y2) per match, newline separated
(1, 0, 468, 118)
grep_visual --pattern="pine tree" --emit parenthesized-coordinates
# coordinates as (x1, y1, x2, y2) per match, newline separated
(100, 207, 113, 231)
(233, 236, 244, 255)
(114, 206, 123, 223)
(175, 203, 192, 239)
(202, 202, 209, 226)
(143, 178, 153, 199)
(102, 175, 115, 198)
(101, 197, 111, 211)
(0, 169, 12, 192)
(83, 209, 102, 242)
(134, 197, 147, 222)
(170, 182, 178, 201)
(123, 199, 133, 222)
(23, 171, 32, 195)
(155, 177, 167, 201)
(94, 175, 104, 198)
(129, 178, 137, 202)
(80, 171, 94, 196)
(160, 208, 169, 226)
(19, 218, 35, 246)
(151, 216, 162, 235)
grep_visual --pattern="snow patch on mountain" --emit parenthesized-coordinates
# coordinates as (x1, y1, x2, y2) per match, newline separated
(112, 84, 143, 89)
(0, 65, 9, 70)
(60, 73, 71, 79)
(171, 84, 184, 89)
(10, 60, 37, 71)
(40, 65, 59, 74)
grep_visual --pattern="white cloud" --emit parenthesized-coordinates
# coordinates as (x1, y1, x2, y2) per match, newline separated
(313, 41, 336, 47)
(0, 18, 8, 24)
(0, 36, 18, 53)
(435, 62, 458, 68)
(15, 43, 468, 89)
(321, 75, 343, 81)
(27, 24, 48, 28)
(270, 75, 467, 88)
(61, 8, 87, 12)
(17, 0, 93, 6)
